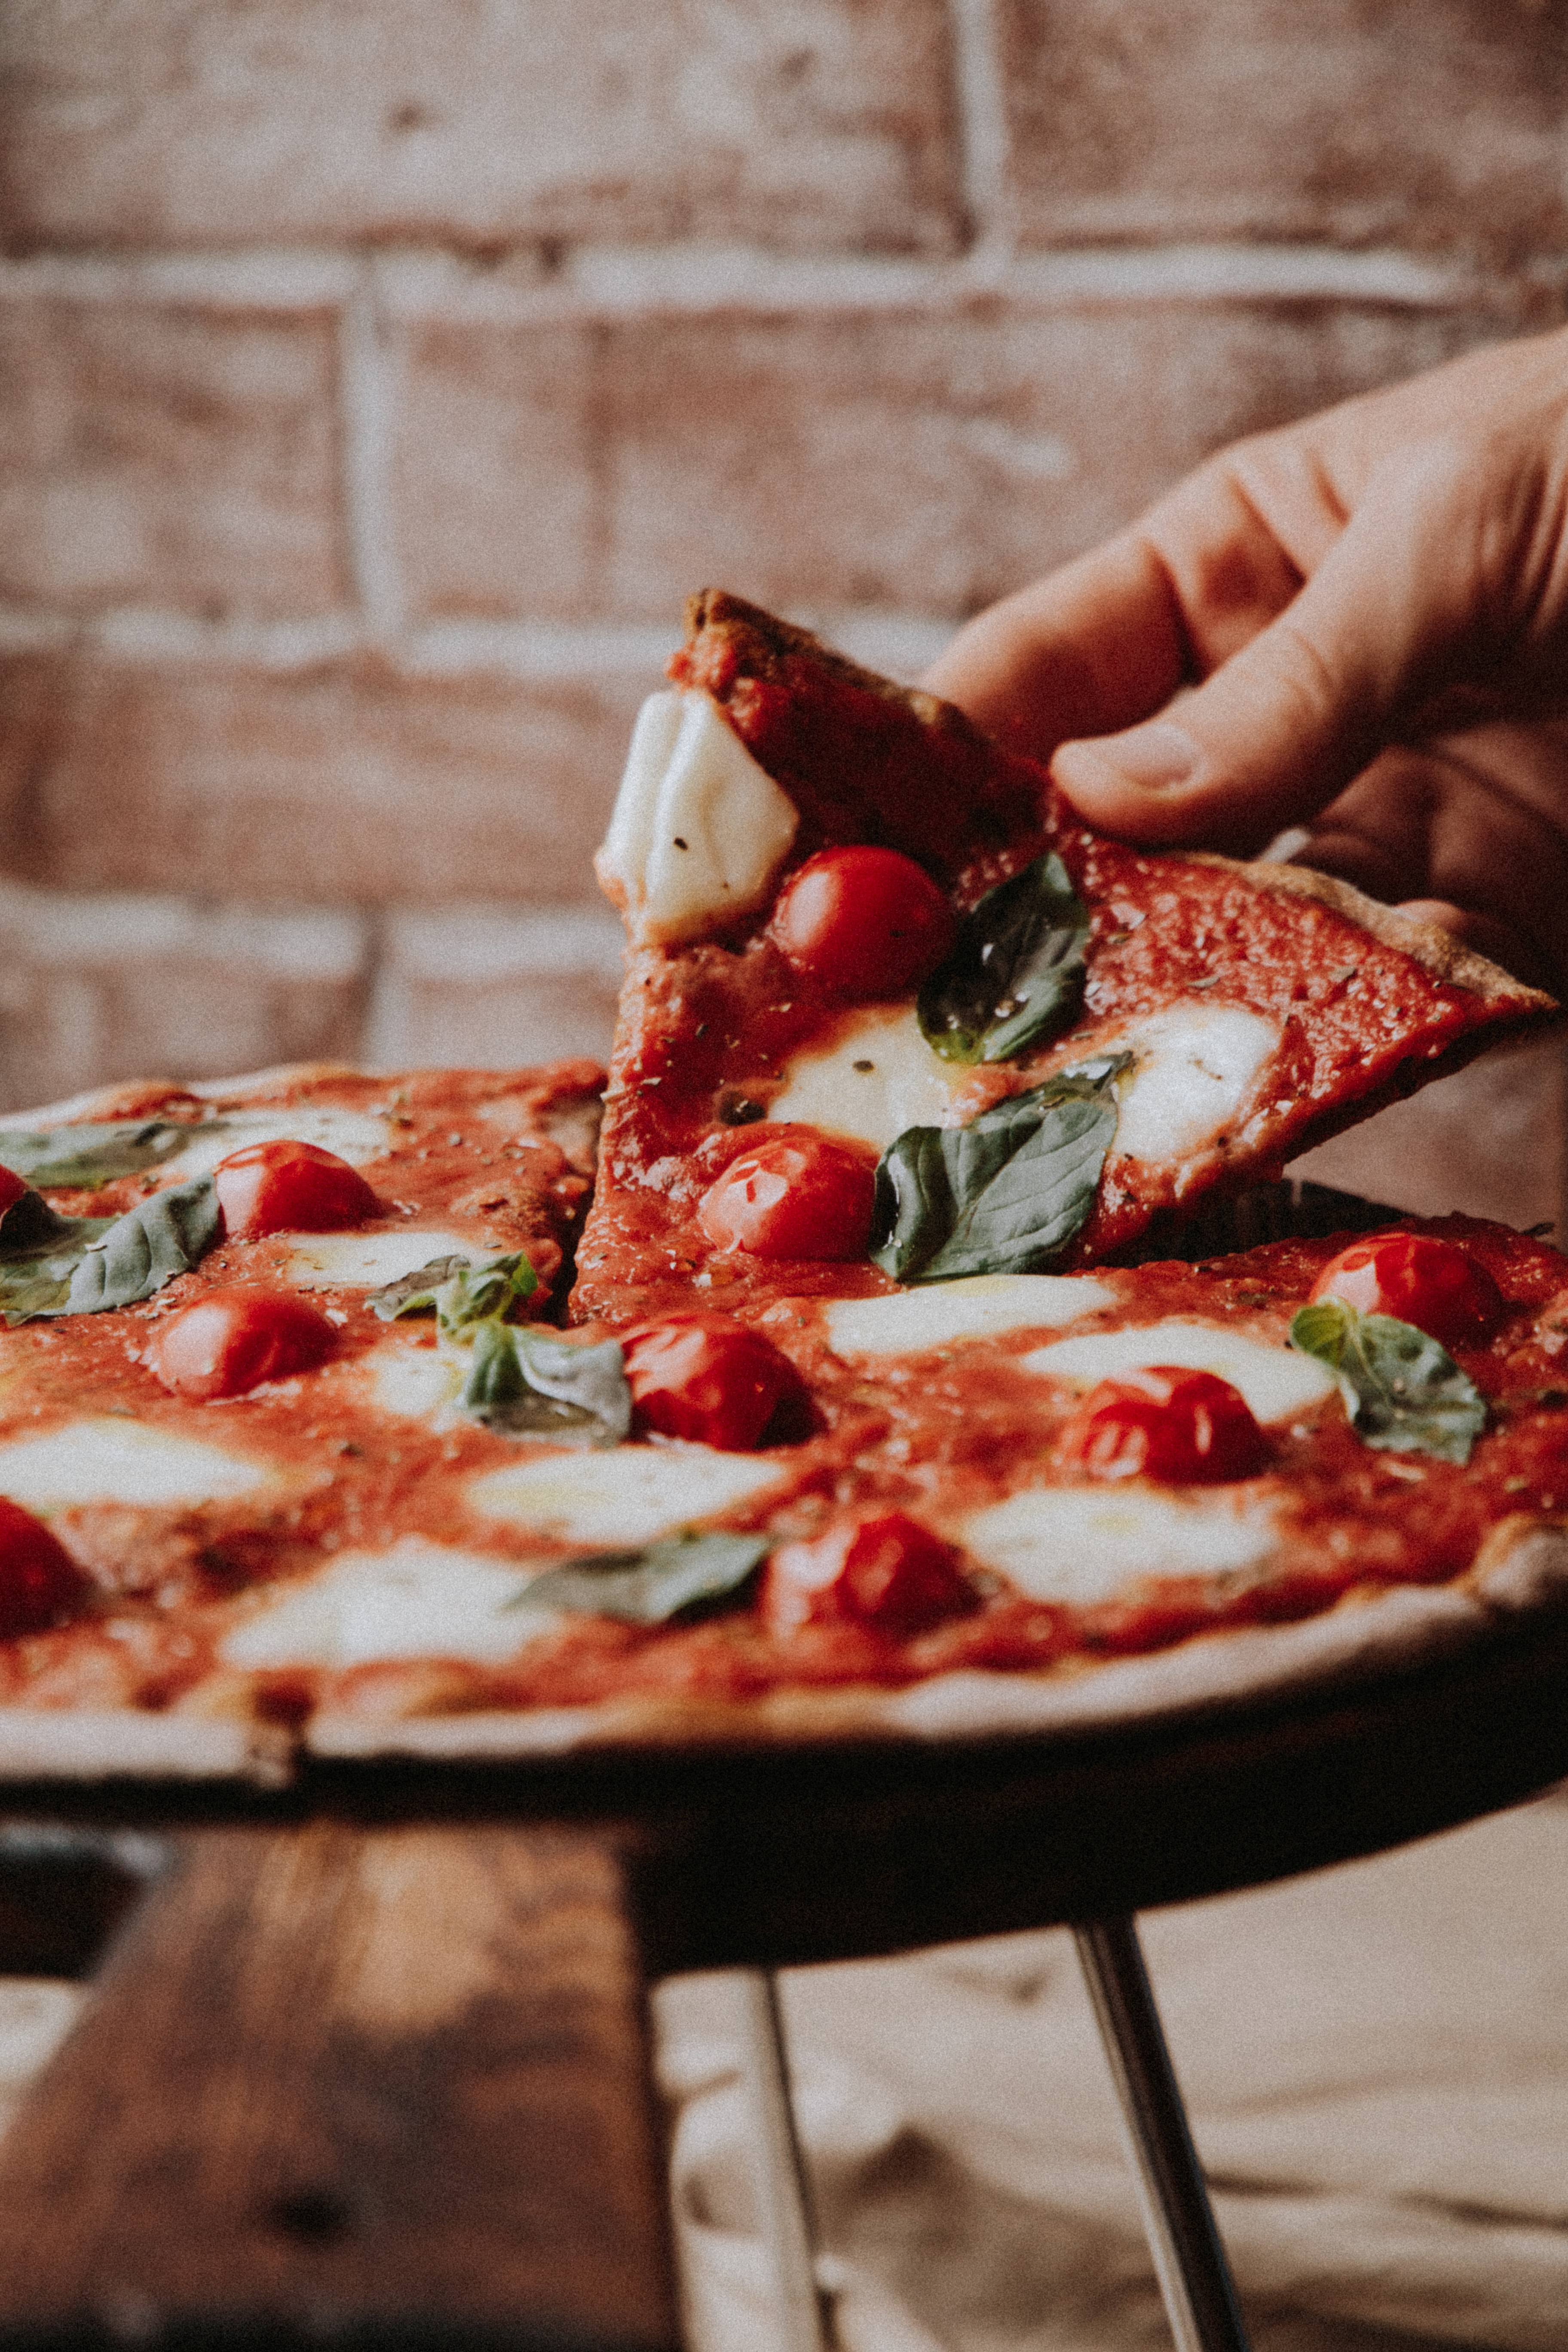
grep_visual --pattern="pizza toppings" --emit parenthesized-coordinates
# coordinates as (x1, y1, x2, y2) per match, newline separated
(1309, 1232, 1505, 1347)
(620, 1313, 806, 1449)
(767, 1006, 968, 1153)
(771, 847, 956, 1001)
(595, 688, 800, 946)
(1058, 1367, 1269, 1485)
(1104, 1003, 1281, 1168)
(0, 1498, 89, 1639)
(760, 1512, 976, 1637)
(0, 1165, 27, 1219)
(1022, 1320, 1336, 1426)
(213, 1140, 379, 1239)
(697, 1134, 878, 1260)
(1289, 1298, 1488, 1464)
(871, 1058, 1126, 1282)
(147, 1289, 337, 1401)
(918, 851, 1090, 1065)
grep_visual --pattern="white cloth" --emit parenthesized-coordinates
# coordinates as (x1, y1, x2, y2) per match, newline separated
(654, 1789, 1568, 2351)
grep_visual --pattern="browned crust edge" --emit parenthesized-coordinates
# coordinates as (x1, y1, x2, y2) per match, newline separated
(684, 587, 977, 749)
(304, 1517, 1568, 1764)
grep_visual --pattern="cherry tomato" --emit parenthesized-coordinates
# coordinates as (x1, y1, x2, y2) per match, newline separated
(760, 1512, 976, 1638)
(147, 1288, 337, 1400)
(620, 1314, 806, 1449)
(1309, 1232, 1504, 1347)
(213, 1140, 378, 1239)
(697, 1133, 876, 1260)
(1060, 1366, 1268, 1485)
(0, 1164, 28, 1219)
(771, 847, 956, 999)
(0, 1498, 88, 1640)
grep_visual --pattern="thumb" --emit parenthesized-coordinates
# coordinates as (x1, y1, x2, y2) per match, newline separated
(1050, 465, 1464, 851)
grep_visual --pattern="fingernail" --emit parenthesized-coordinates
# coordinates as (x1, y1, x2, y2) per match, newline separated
(1057, 720, 1204, 793)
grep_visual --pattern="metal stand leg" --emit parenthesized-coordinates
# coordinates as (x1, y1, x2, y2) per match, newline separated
(735, 1968, 834, 2352)
(1074, 1919, 1252, 2352)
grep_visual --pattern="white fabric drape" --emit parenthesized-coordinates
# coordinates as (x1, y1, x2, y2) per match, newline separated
(655, 1789, 1568, 2352)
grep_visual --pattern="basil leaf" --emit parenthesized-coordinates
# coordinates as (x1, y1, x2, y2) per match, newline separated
(460, 1323, 631, 1447)
(872, 1056, 1127, 1283)
(369, 1251, 538, 1331)
(0, 1230, 112, 1324)
(64, 1178, 222, 1314)
(1288, 1299, 1487, 1464)
(507, 1529, 771, 1625)
(0, 1119, 218, 1191)
(919, 852, 1090, 1065)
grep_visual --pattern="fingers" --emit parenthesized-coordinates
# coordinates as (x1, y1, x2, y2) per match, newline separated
(922, 535, 1188, 758)
(1050, 459, 1455, 852)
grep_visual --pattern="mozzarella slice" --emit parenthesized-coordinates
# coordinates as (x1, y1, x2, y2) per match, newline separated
(221, 1539, 552, 1669)
(281, 1230, 481, 1290)
(595, 689, 799, 946)
(769, 1004, 968, 1151)
(1022, 1320, 1335, 1425)
(824, 1273, 1118, 1357)
(470, 1442, 787, 1549)
(963, 1485, 1281, 1606)
(0, 1420, 273, 1509)
(1108, 1004, 1280, 1167)
(161, 1105, 389, 1179)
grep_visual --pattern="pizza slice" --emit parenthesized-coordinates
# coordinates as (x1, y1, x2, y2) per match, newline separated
(575, 591, 1555, 1323)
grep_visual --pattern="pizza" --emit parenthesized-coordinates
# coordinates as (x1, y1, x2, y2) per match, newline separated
(576, 591, 1550, 1322)
(0, 600, 1562, 1777)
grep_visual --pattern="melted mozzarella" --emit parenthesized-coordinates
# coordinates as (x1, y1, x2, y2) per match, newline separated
(769, 1004, 967, 1151)
(162, 1105, 389, 1179)
(1022, 1320, 1335, 1425)
(963, 1485, 1281, 1606)
(824, 1273, 1118, 1357)
(595, 689, 799, 946)
(282, 1230, 481, 1290)
(1109, 1004, 1280, 1167)
(368, 1341, 463, 1421)
(221, 1539, 552, 1669)
(0, 1419, 273, 1509)
(470, 1442, 787, 1549)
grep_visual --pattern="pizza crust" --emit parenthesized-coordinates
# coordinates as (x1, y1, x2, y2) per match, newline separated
(0, 1709, 292, 1784)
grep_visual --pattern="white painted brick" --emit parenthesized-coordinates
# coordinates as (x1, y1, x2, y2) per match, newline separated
(364, 902, 624, 1069)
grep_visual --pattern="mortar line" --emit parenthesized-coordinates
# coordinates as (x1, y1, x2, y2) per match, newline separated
(947, 0, 1014, 263)
(340, 261, 404, 640)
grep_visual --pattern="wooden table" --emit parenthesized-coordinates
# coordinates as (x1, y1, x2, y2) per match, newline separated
(0, 1595, 1565, 2352)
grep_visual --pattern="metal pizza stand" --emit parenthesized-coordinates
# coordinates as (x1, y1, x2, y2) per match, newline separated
(0, 1185, 1563, 2352)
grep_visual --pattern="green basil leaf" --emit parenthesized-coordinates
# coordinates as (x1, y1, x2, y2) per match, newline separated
(459, 1322, 631, 1447)
(918, 852, 1090, 1065)
(0, 1231, 112, 1324)
(1288, 1298, 1487, 1464)
(872, 1055, 1127, 1283)
(64, 1178, 222, 1314)
(0, 1119, 220, 1191)
(370, 1251, 538, 1331)
(507, 1529, 771, 1625)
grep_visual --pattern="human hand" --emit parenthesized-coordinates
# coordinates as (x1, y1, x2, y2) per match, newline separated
(924, 328, 1568, 994)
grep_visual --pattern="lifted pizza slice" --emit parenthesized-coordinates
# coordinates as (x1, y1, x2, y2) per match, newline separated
(575, 591, 1555, 1323)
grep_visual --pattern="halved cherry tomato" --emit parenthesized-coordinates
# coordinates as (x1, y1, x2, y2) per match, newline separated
(770, 846, 956, 999)
(0, 1498, 89, 1639)
(1060, 1366, 1268, 1485)
(0, 1164, 28, 1219)
(620, 1314, 806, 1450)
(760, 1511, 976, 1638)
(697, 1133, 876, 1260)
(147, 1288, 337, 1400)
(213, 1140, 378, 1239)
(1310, 1232, 1504, 1347)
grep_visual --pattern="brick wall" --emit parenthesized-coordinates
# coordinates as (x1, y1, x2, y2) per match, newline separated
(1, 1, 1564, 1222)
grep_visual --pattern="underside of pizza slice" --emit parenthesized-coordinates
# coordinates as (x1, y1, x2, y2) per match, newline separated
(573, 590, 1556, 1323)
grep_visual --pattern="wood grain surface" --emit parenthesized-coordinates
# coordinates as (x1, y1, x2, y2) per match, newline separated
(0, 1823, 679, 2351)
